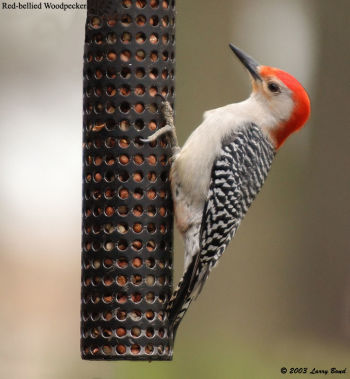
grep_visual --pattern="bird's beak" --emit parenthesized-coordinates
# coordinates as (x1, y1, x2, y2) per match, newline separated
(229, 43, 262, 81)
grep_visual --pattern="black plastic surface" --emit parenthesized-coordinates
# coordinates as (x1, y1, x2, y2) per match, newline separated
(81, 0, 175, 360)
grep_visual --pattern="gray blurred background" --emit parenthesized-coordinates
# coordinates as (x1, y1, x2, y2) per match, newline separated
(1, 0, 350, 378)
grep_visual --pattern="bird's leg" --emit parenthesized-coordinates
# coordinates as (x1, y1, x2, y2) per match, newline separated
(142, 97, 180, 156)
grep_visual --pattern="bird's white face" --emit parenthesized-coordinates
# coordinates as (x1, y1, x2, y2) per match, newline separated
(229, 44, 310, 148)
(252, 74, 295, 125)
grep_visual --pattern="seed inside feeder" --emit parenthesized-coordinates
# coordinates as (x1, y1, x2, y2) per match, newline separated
(117, 344, 126, 354)
(117, 258, 128, 268)
(116, 327, 126, 337)
(117, 275, 127, 286)
(132, 257, 142, 267)
(131, 327, 141, 337)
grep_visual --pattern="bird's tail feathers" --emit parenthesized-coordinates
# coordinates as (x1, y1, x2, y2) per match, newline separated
(167, 253, 211, 336)
(166, 253, 197, 321)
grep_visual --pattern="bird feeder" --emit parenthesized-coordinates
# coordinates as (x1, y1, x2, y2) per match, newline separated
(81, 0, 175, 360)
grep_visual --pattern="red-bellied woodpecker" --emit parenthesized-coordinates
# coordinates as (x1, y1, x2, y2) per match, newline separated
(143, 44, 311, 337)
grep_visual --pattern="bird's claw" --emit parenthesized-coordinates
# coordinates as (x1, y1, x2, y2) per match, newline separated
(142, 97, 179, 154)
(155, 93, 166, 102)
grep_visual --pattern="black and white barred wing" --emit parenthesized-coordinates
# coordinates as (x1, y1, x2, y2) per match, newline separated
(199, 124, 275, 275)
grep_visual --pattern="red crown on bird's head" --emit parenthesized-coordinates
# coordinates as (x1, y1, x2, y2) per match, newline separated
(259, 66, 311, 149)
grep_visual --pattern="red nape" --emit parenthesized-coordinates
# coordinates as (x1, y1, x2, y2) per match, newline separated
(260, 66, 311, 149)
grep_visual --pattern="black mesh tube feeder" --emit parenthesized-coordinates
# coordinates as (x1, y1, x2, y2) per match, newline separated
(81, 0, 175, 360)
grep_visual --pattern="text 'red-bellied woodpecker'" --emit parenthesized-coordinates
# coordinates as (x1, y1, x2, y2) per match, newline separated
(143, 44, 311, 339)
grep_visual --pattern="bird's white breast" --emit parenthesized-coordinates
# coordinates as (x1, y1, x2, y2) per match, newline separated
(171, 97, 276, 210)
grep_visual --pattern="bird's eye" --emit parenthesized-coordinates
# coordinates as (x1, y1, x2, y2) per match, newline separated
(268, 82, 280, 93)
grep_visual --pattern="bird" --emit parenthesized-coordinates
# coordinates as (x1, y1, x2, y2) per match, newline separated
(143, 44, 311, 338)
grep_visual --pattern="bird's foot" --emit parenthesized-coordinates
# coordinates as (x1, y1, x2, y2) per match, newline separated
(141, 96, 179, 155)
